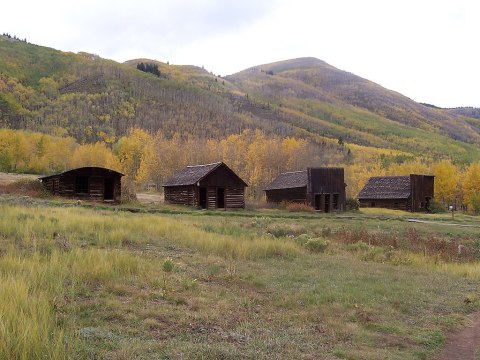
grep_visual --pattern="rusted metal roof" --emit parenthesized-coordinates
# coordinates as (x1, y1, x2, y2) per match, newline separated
(358, 176, 411, 200)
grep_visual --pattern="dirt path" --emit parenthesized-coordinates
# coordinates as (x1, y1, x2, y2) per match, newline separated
(406, 218, 480, 228)
(436, 312, 480, 360)
(136, 193, 163, 205)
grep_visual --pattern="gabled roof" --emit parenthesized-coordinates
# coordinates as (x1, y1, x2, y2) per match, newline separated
(264, 170, 308, 190)
(38, 167, 124, 180)
(358, 176, 411, 200)
(163, 162, 247, 187)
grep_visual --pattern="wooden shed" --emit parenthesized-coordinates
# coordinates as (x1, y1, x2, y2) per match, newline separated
(264, 167, 346, 212)
(39, 167, 123, 202)
(163, 162, 247, 209)
(358, 174, 434, 212)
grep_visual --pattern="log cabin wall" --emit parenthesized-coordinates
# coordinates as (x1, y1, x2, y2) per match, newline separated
(207, 187, 217, 209)
(163, 162, 247, 209)
(39, 167, 123, 202)
(199, 166, 245, 209)
(264, 168, 346, 212)
(225, 187, 245, 208)
(265, 187, 307, 203)
(358, 174, 434, 212)
(164, 185, 197, 206)
(199, 166, 247, 209)
(359, 198, 410, 211)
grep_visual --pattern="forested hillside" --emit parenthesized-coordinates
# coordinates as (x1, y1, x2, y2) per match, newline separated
(0, 37, 257, 142)
(227, 58, 480, 162)
(1, 35, 480, 163)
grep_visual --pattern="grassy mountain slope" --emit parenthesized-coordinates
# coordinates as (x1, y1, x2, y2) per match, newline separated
(1, 36, 479, 162)
(0, 36, 288, 142)
(229, 58, 479, 141)
(227, 58, 480, 162)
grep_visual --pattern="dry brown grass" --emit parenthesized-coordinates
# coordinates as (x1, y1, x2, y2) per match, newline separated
(0, 178, 48, 197)
(0, 172, 38, 186)
(286, 202, 315, 213)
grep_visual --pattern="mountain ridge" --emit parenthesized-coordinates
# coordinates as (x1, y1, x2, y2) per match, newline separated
(1, 35, 479, 163)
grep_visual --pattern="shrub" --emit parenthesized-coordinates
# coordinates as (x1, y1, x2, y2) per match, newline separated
(304, 238, 329, 253)
(294, 234, 311, 246)
(267, 224, 307, 238)
(427, 200, 446, 213)
(4, 179, 49, 197)
(346, 198, 360, 211)
(321, 227, 332, 237)
(287, 202, 315, 213)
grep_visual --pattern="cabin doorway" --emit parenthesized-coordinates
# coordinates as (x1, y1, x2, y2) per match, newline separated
(333, 194, 339, 211)
(324, 194, 331, 213)
(199, 187, 207, 209)
(314, 194, 321, 211)
(104, 178, 114, 200)
(425, 197, 431, 211)
(75, 176, 89, 194)
(217, 188, 225, 208)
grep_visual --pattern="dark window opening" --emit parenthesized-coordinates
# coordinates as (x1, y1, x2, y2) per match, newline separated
(104, 178, 114, 200)
(217, 188, 225, 208)
(199, 187, 207, 209)
(75, 176, 89, 194)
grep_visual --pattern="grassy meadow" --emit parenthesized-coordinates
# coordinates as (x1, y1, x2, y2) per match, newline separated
(0, 198, 479, 359)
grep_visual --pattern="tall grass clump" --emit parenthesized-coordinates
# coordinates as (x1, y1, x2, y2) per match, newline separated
(0, 205, 302, 259)
(154, 219, 301, 259)
(0, 275, 68, 360)
(0, 246, 143, 359)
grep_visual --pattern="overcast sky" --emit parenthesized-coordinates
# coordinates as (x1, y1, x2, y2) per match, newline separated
(2, 0, 479, 107)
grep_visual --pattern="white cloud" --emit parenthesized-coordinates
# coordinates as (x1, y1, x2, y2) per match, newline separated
(1, 0, 479, 106)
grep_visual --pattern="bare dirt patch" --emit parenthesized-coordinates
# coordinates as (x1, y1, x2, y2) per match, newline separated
(436, 312, 480, 360)
(136, 193, 163, 205)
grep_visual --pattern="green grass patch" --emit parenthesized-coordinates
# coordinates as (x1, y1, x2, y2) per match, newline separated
(0, 201, 478, 358)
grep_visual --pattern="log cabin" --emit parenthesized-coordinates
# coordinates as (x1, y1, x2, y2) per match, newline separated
(39, 167, 123, 202)
(163, 162, 247, 209)
(264, 167, 346, 212)
(358, 174, 434, 212)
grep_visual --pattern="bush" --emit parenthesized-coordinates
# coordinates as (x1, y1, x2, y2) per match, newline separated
(294, 234, 311, 246)
(3, 179, 49, 197)
(304, 238, 329, 253)
(427, 200, 446, 213)
(286, 202, 315, 213)
(346, 198, 360, 211)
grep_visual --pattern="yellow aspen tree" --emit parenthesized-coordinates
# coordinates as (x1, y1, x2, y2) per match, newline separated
(462, 162, 480, 213)
(432, 160, 459, 205)
(71, 142, 119, 170)
(114, 128, 152, 198)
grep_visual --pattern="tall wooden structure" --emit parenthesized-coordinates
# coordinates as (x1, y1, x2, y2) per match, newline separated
(358, 174, 434, 212)
(163, 162, 247, 209)
(264, 167, 346, 212)
(39, 167, 123, 202)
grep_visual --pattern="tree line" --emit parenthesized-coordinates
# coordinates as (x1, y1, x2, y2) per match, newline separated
(1, 128, 480, 212)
